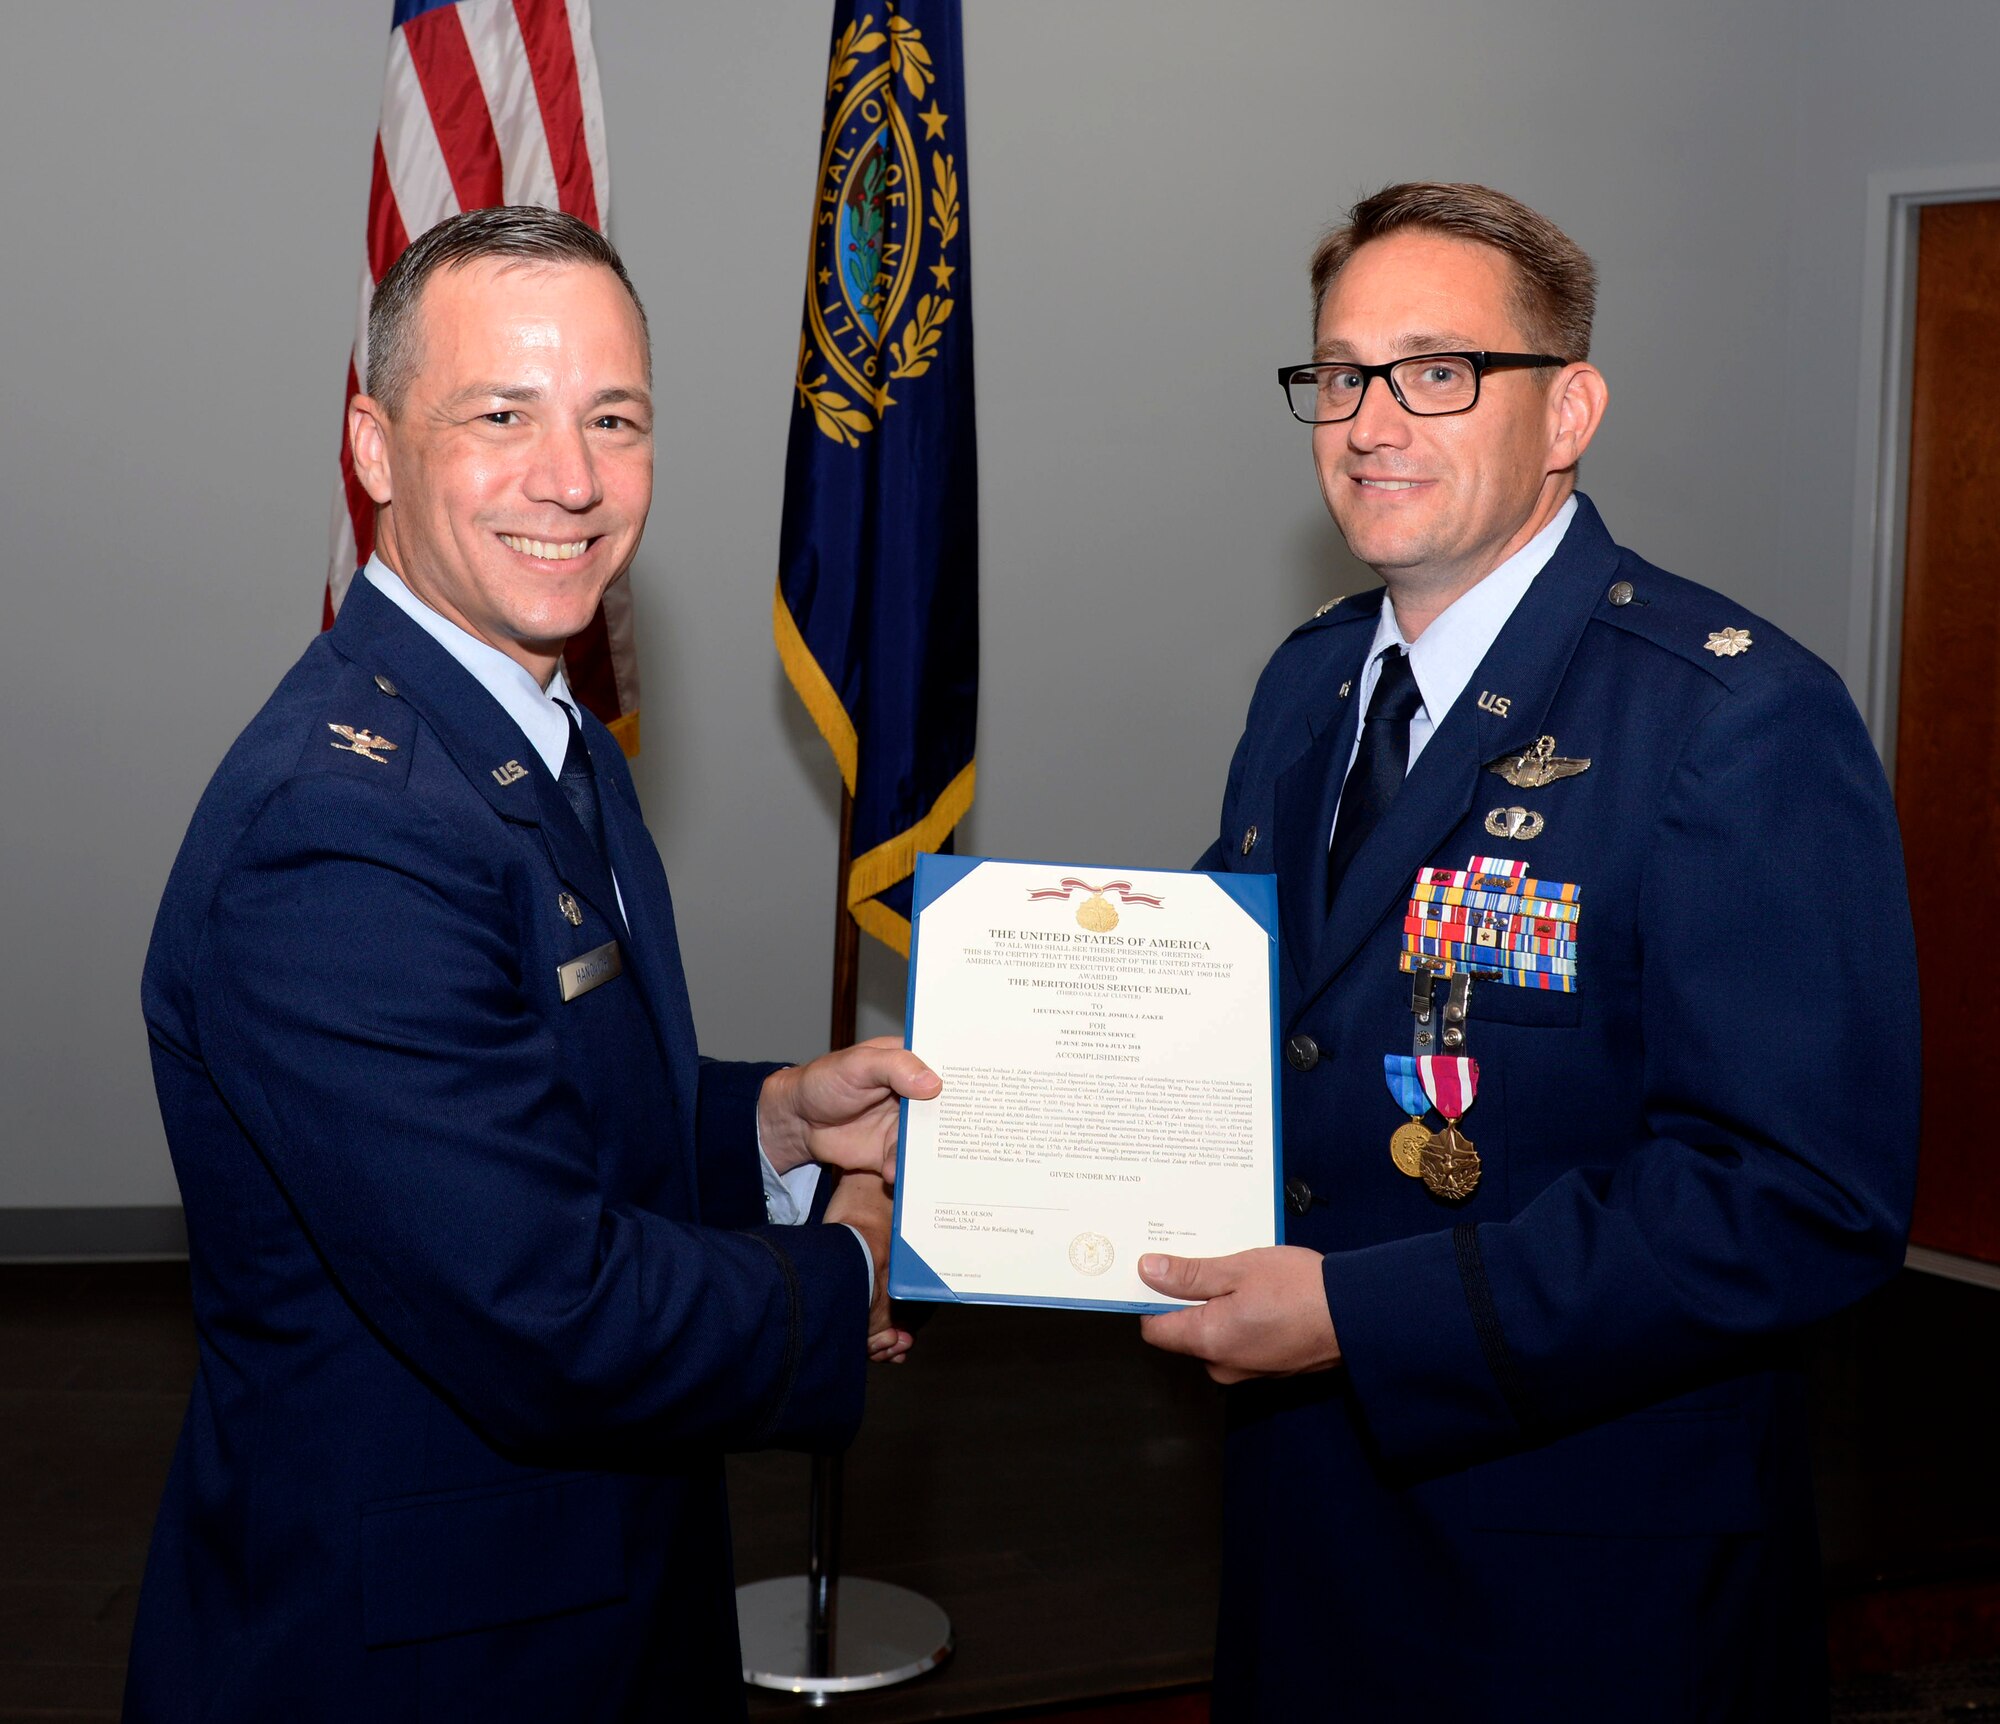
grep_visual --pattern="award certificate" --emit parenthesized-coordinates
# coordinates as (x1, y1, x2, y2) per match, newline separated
(889, 855, 1282, 1314)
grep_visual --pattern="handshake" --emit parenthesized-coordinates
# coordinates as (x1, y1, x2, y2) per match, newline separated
(755, 1036, 1342, 1385)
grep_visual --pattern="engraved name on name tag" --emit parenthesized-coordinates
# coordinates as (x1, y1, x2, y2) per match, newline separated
(557, 940, 624, 1002)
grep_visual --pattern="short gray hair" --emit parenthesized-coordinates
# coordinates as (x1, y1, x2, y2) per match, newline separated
(365, 205, 650, 414)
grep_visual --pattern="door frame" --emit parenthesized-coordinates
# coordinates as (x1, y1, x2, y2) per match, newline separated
(1848, 163, 2000, 778)
(1849, 166, 2000, 1292)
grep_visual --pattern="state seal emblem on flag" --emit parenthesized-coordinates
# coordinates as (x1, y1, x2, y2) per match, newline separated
(796, 10, 964, 445)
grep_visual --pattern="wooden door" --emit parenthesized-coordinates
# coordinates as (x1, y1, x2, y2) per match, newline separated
(1897, 199, 2000, 1264)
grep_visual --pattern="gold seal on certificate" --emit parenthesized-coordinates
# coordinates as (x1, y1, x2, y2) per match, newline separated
(890, 857, 1282, 1314)
(1068, 1232, 1115, 1276)
(1075, 893, 1119, 933)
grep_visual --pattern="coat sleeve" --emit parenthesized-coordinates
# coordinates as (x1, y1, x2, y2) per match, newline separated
(193, 775, 866, 1461)
(694, 1057, 787, 1229)
(1321, 658, 1921, 1469)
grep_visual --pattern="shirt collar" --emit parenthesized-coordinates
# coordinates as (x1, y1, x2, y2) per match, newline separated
(362, 555, 576, 780)
(1364, 493, 1578, 724)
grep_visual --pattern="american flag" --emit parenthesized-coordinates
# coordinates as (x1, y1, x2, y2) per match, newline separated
(326, 0, 641, 754)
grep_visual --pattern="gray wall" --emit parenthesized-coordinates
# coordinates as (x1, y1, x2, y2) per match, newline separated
(0, 1, 1984, 1216)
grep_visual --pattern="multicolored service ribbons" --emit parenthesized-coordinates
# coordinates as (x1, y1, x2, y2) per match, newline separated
(1400, 854, 1584, 992)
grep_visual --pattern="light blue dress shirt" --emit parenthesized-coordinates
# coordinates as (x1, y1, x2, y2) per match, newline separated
(1332, 495, 1577, 839)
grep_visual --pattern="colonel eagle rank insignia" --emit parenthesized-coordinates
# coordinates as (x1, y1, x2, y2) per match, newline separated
(328, 724, 398, 765)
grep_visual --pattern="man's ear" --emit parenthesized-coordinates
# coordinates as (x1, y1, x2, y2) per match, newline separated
(1547, 362, 1609, 474)
(347, 394, 395, 505)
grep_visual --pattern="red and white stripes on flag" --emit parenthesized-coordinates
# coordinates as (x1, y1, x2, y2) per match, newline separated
(326, 0, 642, 755)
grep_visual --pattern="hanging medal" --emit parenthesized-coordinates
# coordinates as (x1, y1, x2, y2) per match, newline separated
(1416, 1055, 1481, 1200)
(1382, 1056, 1432, 1179)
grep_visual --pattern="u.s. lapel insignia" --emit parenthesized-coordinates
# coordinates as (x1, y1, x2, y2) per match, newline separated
(558, 891, 583, 927)
(1483, 806, 1545, 841)
(1704, 627, 1753, 658)
(1486, 734, 1590, 789)
(492, 760, 529, 786)
(1241, 825, 1258, 856)
(328, 724, 397, 764)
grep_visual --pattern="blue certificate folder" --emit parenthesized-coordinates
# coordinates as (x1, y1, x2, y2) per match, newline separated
(888, 854, 1284, 1315)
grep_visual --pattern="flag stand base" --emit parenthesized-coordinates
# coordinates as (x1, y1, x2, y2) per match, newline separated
(737, 1576, 952, 1705)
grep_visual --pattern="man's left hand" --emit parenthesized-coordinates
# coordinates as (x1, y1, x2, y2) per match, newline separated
(758, 1037, 941, 1184)
(823, 1171, 912, 1364)
(1137, 1247, 1342, 1385)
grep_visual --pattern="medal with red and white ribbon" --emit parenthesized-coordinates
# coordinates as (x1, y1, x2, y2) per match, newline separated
(1416, 1055, 1482, 1201)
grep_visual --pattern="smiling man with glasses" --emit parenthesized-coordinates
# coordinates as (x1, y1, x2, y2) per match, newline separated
(1136, 182, 1919, 1721)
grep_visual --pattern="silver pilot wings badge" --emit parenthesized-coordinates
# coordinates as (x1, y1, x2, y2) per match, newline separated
(1484, 734, 1590, 790)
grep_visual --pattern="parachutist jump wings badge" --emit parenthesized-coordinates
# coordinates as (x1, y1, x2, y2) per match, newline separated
(1485, 734, 1589, 790)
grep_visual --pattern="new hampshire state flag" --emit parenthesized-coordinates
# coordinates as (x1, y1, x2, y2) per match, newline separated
(773, 1, 978, 956)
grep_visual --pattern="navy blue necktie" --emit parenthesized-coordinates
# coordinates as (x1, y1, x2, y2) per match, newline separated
(1326, 647, 1424, 906)
(556, 701, 611, 870)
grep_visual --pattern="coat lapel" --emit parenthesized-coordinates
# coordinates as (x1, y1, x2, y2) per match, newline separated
(1294, 497, 1623, 1017)
(1271, 630, 1373, 993)
(330, 579, 695, 1206)
(594, 752, 700, 1062)
(329, 577, 627, 934)
(593, 756, 703, 1214)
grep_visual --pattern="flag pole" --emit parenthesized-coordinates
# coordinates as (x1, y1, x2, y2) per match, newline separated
(735, 789, 953, 1703)
(809, 788, 859, 1678)
(830, 789, 861, 1049)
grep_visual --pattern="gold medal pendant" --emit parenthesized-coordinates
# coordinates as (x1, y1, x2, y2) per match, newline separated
(1419, 1122, 1481, 1201)
(1389, 1119, 1431, 1179)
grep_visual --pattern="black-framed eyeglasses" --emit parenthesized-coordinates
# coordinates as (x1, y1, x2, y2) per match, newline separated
(1278, 351, 1568, 424)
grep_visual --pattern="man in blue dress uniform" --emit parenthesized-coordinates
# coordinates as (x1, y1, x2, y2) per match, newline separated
(1139, 183, 1921, 1719)
(128, 208, 937, 1721)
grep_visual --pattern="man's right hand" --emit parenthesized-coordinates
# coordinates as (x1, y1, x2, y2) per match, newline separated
(824, 1172, 911, 1364)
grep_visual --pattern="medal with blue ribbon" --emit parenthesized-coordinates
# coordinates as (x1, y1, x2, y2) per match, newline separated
(1383, 1055, 1432, 1179)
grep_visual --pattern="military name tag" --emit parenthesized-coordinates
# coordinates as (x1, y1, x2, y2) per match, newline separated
(557, 940, 624, 1002)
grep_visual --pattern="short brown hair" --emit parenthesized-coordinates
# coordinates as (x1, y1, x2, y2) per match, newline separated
(366, 205, 650, 414)
(1309, 182, 1596, 362)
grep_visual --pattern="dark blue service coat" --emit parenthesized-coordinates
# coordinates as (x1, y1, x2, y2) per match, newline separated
(129, 575, 867, 1721)
(1195, 496, 1919, 1721)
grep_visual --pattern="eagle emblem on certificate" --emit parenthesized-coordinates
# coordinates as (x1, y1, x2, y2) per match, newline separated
(1068, 1232, 1115, 1276)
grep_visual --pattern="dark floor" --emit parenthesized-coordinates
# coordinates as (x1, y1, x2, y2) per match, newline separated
(1, 1263, 1997, 1720)
(0, 1266, 192, 1721)
(732, 1300, 1221, 1720)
